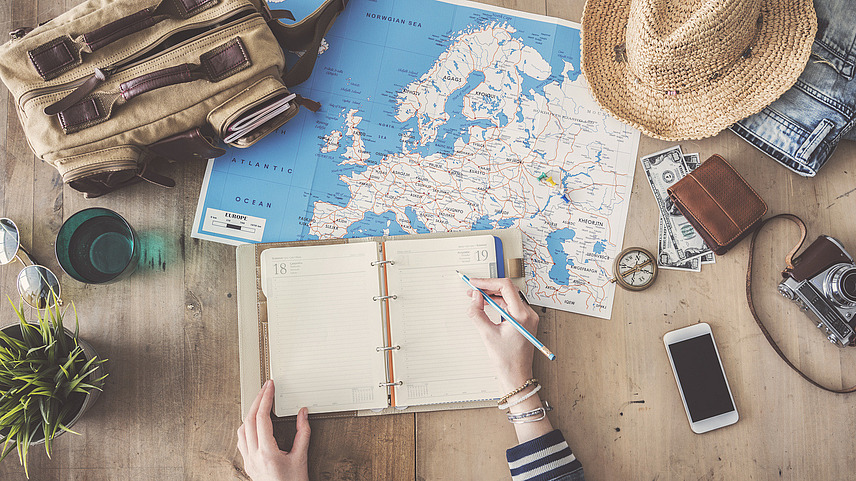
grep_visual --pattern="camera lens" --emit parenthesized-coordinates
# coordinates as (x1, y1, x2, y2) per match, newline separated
(827, 264, 856, 306)
(843, 270, 856, 301)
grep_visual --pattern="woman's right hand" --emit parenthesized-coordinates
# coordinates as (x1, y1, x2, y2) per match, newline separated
(465, 277, 541, 392)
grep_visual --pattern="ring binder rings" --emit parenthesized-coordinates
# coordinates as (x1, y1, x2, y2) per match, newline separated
(379, 381, 404, 387)
(373, 295, 397, 301)
(376, 345, 401, 352)
(237, 228, 526, 419)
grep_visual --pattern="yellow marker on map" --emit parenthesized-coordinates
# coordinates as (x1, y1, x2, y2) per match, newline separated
(536, 172, 571, 203)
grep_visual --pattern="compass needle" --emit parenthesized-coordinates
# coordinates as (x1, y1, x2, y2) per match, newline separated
(612, 247, 658, 291)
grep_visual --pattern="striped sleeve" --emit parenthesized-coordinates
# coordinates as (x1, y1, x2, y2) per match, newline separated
(506, 430, 584, 481)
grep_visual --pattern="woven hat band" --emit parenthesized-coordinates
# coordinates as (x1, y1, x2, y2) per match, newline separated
(625, 0, 762, 92)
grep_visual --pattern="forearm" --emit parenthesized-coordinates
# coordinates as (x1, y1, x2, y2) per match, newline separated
(464, 279, 583, 480)
(506, 392, 553, 444)
(501, 381, 583, 480)
(498, 371, 553, 443)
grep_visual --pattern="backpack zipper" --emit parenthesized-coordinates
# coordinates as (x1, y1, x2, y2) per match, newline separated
(19, 8, 256, 112)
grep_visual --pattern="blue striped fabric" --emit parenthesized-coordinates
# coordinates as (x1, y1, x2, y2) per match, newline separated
(506, 430, 584, 481)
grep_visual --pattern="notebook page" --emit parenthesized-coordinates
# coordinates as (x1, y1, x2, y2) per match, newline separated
(384, 235, 501, 406)
(260, 243, 389, 416)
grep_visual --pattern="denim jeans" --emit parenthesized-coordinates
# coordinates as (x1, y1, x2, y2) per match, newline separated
(729, 0, 856, 177)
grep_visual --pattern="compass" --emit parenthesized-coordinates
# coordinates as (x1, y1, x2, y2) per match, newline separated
(612, 247, 658, 291)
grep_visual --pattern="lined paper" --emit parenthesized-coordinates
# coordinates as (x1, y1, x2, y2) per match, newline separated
(261, 243, 389, 416)
(383, 235, 500, 406)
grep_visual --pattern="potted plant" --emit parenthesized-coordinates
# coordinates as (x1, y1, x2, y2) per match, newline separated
(0, 298, 107, 478)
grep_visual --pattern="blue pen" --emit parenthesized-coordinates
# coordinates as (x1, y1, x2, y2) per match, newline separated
(457, 270, 556, 361)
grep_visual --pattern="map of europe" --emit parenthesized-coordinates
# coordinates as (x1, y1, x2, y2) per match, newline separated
(192, 0, 640, 318)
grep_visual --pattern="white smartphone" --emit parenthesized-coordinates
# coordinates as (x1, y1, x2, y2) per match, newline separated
(663, 323, 739, 434)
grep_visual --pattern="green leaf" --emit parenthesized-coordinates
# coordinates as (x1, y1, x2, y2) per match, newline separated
(28, 388, 59, 399)
(0, 438, 15, 464)
(20, 426, 33, 479)
(42, 420, 52, 460)
(0, 403, 25, 423)
(72, 382, 104, 393)
(19, 321, 39, 348)
(71, 303, 78, 341)
(76, 362, 103, 381)
(0, 331, 26, 352)
(56, 422, 79, 437)
(38, 398, 50, 425)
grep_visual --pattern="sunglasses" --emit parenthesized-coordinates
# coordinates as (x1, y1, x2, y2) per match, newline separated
(0, 218, 62, 309)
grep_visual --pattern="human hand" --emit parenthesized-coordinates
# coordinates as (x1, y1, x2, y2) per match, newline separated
(465, 278, 540, 392)
(237, 380, 310, 481)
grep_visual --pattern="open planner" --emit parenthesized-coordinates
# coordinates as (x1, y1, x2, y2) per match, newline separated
(236, 228, 525, 418)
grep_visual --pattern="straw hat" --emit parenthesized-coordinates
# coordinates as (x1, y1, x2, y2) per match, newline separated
(581, 0, 816, 141)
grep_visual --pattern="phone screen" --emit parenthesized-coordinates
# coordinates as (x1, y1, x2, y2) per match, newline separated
(668, 334, 734, 422)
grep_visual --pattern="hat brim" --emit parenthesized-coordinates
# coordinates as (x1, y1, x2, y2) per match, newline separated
(581, 0, 817, 141)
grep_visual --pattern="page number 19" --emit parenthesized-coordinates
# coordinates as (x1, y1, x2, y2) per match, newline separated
(475, 249, 489, 261)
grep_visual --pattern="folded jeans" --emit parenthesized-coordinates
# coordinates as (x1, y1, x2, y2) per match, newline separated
(730, 0, 856, 177)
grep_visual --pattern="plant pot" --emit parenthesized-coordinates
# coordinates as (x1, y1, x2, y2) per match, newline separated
(0, 323, 105, 445)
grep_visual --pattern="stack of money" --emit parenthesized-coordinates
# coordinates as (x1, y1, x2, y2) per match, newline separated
(640, 146, 715, 272)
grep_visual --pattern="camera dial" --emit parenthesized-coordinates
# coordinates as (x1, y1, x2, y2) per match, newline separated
(778, 284, 795, 300)
(825, 264, 856, 307)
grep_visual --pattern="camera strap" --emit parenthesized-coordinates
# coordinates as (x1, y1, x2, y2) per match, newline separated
(747, 213, 856, 394)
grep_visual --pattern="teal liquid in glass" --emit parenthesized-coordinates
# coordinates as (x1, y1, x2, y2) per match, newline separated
(68, 216, 133, 283)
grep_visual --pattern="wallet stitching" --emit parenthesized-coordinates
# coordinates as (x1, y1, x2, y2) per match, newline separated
(673, 184, 725, 245)
(711, 155, 768, 229)
(679, 178, 757, 245)
(686, 172, 741, 230)
(676, 156, 766, 246)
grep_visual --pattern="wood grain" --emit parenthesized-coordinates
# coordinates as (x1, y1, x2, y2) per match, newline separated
(1, 0, 855, 480)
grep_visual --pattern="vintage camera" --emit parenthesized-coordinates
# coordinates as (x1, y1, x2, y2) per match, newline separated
(778, 236, 856, 347)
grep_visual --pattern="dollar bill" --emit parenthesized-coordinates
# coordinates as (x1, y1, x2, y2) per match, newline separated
(681, 153, 715, 265)
(640, 146, 712, 264)
(658, 215, 705, 269)
(658, 212, 700, 271)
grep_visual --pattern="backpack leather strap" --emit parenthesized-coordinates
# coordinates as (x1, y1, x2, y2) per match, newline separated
(266, 0, 348, 87)
(746, 213, 856, 393)
(29, 0, 218, 80)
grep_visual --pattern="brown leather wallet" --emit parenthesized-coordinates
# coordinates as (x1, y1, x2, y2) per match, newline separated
(667, 154, 767, 255)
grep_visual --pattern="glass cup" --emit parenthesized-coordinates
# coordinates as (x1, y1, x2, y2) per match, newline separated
(55, 208, 140, 284)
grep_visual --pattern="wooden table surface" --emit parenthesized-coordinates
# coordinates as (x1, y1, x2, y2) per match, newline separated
(2, 0, 856, 479)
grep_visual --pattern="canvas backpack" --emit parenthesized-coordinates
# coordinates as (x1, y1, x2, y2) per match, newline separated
(0, 0, 347, 197)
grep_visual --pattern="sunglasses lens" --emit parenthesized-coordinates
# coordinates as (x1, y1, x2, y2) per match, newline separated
(17, 265, 61, 309)
(0, 218, 20, 265)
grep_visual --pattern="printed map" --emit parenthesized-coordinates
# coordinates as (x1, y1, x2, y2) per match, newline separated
(192, 0, 640, 318)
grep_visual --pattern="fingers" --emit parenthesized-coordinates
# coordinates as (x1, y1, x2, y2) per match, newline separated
(256, 380, 277, 453)
(243, 379, 270, 452)
(467, 276, 517, 293)
(237, 424, 248, 458)
(466, 287, 509, 312)
(468, 278, 537, 323)
(468, 278, 522, 307)
(487, 293, 509, 311)
(291, 407, 312, 458)
(466, 290, 498, 337)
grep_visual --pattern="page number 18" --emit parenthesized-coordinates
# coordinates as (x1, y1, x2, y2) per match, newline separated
(273, 262, 287, 275)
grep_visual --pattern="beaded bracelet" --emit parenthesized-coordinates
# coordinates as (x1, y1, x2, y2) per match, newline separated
(507, 406, 547, 424)
(498, 383, 542, 410)
(498, 378, 538, 406)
